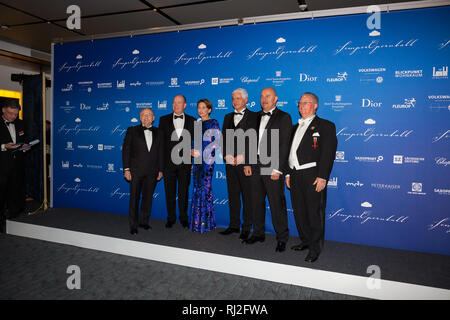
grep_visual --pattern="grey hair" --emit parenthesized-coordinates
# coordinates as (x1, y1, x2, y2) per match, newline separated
(232, 88, 248, 100)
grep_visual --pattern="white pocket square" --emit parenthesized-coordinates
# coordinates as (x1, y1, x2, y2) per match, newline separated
(312, 132, 320, 137)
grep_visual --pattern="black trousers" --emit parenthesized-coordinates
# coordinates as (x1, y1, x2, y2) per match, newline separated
(289, 167, 327, 255)
(0, 166, 25, 219)
(129, 171, 157, 229)
(250, 164, 289, 243)
(225, 164, 252, 232)
(163, 164, 191, 224)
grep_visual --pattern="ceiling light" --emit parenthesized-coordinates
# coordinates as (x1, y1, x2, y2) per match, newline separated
(298, 0, 308, 12)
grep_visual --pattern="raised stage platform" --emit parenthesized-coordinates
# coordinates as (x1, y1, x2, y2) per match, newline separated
(6, 207, 450, 300)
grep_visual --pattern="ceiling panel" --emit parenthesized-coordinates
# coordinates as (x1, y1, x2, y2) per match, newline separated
(162, 0, 300, 24)
(0, 0, 149, 20)
(53, 10, 176, 36)
(0, 5, 41, 25)
(0, 23, 77, 52)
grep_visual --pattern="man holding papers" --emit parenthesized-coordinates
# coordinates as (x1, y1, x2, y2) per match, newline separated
(0, 98, 29, 232)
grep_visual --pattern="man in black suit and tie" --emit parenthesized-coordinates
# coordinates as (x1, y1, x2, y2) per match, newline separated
(122, 108, 163, 234)
(220, 88, 257, 240)
(0, 98, 29, 233)
(285, 92, 337, 262)
(158, 95, 195, 228)
(244, 87, 292, 252)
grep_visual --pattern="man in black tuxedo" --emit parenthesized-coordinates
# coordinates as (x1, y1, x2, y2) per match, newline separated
(285, 92, 337, 262)
(122, 108, 163, 234)
(0, 98, 29, 233)
(158, 95, 195, 228)
(220, 88, 257, 240)
(244, 88, 292, 252)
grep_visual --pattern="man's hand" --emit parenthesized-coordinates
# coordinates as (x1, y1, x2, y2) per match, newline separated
(270, 170, 280, 181)
(157, 171, 163, 181)
(235, 154, 244, 166)
(191, 149, 201, 158)
(285, 176, 290, 189)
(22, 144, 31, 152)
(5, 142, 20, 150)
(313, 177, 327, 192)
(224, 155, 235, 165)
(124, 170, 132, 181)
(243, 166, 252, 176)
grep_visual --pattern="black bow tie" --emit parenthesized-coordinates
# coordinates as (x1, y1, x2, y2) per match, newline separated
(5, 121, 11, 126)
(174, 115, 184, 119)
(234, 112, 243, 116)
(143, 127, 152, 131)
(262, 112, 272, 117)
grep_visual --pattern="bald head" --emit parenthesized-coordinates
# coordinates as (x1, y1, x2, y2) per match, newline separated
(140, 108, 154, 128)
(260, 87, 278, 111)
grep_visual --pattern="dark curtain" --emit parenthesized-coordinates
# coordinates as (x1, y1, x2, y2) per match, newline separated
(22, 74, 43, 202)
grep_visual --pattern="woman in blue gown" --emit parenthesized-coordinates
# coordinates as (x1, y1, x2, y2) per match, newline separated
(189, 99, 220, 233)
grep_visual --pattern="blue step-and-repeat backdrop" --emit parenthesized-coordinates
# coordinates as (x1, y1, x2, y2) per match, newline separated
(53, 6, 450, 255)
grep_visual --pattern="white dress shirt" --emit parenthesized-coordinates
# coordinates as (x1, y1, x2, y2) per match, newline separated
(233, 108, 246, 127)
(288, 115, 316, 173)
(173, 113, 185, 139)
(258, 107, 276, 155)
(143, 126, 153, 152)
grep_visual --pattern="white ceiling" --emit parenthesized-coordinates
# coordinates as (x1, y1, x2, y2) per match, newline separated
(0, 0, 426, 53)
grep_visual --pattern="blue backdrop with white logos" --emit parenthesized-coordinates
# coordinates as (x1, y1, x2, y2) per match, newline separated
(53, 6, 450, 255)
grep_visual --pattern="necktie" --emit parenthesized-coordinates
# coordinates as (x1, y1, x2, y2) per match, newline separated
(5, 121, 10, 126)
(174, 115, 183, 119)
(143, 127, 152, 131)
(262, 112, 271, 117)
(234, 112, 243, 116)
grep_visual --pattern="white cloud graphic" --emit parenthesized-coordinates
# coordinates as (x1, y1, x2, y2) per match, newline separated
(132, 49, 140, 55)
(198, 44, 207, 49)
(131, 118, 138, 122)
(369, 30, 380, 37)
(364, 118, 376, 125)
(76, 54, 83, 59)
(361, 201, 372, 208)
(74, 178, 81, 183)
(276, 37, 286, 43)
(75, 118, 81, 122)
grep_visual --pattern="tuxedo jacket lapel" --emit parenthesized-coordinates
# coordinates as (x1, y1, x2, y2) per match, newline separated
(298, 116, 320, 152)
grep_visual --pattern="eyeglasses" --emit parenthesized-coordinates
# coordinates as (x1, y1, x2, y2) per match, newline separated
(298, 101, 314, 106)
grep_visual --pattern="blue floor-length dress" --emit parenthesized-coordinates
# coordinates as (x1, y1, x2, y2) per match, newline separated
(189, 118, 220, 233)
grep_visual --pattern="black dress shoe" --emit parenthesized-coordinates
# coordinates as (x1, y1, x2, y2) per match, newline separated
(219, 227, 240, 235)
(291, 243, 309, 251)
(244, 235, 265, 244)
(239, 231, 250, 240)
(165, 221, 174, 228)
(181, 221, 189, 228)
(139, 224, 151, 230)
(130, 228, 138, 235)
(305, 253, 319, 263)
(275, 241, 286, 252)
